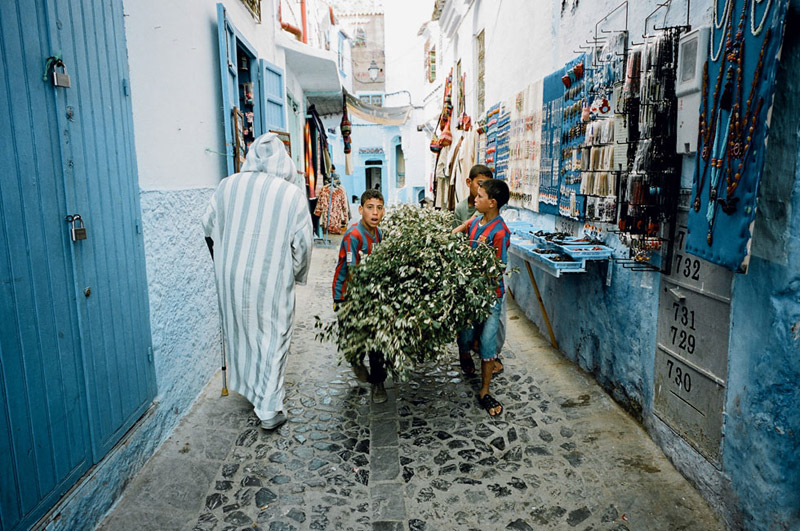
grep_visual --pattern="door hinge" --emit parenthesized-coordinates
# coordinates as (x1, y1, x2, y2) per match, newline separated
(122, 78, 130, 96)
(136, 219, 142, 234)
(147, 347, 153, 363)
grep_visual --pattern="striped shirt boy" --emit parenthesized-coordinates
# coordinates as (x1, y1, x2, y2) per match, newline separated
(332, 221, 383, 302)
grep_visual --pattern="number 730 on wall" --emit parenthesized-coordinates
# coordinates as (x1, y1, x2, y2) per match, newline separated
(665, 358, 692, 393)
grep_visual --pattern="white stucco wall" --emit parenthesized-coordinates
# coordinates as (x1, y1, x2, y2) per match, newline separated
(125, 0, 282, 190)
(383, 0, 437, 200)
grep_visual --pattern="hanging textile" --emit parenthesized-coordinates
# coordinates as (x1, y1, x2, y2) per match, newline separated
(304, 121, 316, 199)
(314, 184, 350, 234)
(340, 95, 353, 175)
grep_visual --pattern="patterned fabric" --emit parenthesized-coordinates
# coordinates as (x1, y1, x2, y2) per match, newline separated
(332, 222, 382, 302)
(314, 185, 350, 234)
(202, 133, 313, 419)
(467, 215, 510, 298)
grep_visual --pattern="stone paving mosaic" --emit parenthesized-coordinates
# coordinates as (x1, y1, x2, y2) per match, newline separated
(193, 371, 373, 531)
(101, 241, 722, 531)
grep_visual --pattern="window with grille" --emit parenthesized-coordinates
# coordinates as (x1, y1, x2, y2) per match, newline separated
(476, 30, 485, 117)
(240, 0, 261, 22)
(424, 42, 436, 83)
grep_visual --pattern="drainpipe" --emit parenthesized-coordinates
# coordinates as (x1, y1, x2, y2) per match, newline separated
(301, 0, 308, 43)
(278, 1, 303, 41)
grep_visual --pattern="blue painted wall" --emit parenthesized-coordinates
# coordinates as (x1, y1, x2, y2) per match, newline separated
(722, 5, 800, 525)
(506, 214, 659, 420)
(321, 114, 407, 209)
(502, 2, 800, 526)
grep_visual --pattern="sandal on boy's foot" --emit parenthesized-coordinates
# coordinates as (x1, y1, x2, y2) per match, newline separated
(260, 412, 287, 430)
(477, 394, 503, 417)
(459, 352, 477, 376)
(371, 382, 388, 404)
(351, 362, 369, 383)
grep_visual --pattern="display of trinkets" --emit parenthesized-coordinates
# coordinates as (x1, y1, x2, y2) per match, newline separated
(482, 103, 501, 173)
(507, 81, 543, 211)
(685, 0, 790, 272)
(495, 106, 511, 179)
(559, 55, 588, 219)
(538, 70, 565, 215)
(613, 27, 685, 271)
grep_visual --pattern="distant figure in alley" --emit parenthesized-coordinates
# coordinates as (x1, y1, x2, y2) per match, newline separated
(202, 133, 313, 431)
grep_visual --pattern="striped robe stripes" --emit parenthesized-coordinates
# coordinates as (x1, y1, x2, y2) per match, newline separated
(202, 133, 313, 420)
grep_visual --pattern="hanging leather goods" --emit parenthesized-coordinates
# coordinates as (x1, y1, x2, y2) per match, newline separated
(439, 114, 453, 147)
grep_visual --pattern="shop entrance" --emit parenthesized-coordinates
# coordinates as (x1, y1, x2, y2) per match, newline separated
(366, 160, 382, 191)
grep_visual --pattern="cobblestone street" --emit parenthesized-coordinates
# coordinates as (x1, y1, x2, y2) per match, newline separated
(99, 242, 722, 531)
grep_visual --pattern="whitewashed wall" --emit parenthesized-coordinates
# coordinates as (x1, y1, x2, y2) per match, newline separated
(126, 0, 282, 190)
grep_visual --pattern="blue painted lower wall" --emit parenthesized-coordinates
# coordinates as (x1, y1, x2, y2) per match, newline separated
(506, 214, 659, 422)
(40, 188, 220, 530)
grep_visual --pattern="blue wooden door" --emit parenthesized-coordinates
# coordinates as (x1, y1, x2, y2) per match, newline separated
(0, 1, 155, 529)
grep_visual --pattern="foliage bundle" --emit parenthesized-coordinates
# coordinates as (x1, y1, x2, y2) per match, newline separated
(315, 204, 506, 381)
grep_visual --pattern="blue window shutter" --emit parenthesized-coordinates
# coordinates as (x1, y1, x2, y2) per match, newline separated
(217, 3, 236, 175)
(260, 59, 285, 131)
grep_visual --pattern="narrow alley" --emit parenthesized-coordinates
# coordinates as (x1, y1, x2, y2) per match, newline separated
(98, 242, 721, 531)
(4, 1, 799, 530)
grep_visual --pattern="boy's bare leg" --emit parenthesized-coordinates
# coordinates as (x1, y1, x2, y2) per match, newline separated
(479, 361, 502, 415)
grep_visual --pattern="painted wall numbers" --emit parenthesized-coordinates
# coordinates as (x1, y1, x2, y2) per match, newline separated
(653, 210, 733, 463)
(674, 252, 702, 281)
(670, 213, 734, 299)
(657, 280, 729, 377)
(666, 358, 692, 392)
(654, 347, 726, 462)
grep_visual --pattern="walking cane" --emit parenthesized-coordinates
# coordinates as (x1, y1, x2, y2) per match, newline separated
(207, 236, 228, 397)
(218, 306, 229, 396)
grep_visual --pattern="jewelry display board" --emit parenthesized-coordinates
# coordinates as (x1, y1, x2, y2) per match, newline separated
(582, 32, 627, 224)
(685, 0, 790, 272)
(483, 103, 500, 174)
(538, 70, 565, 215)
(558, 54, 588, 219)
(495, 105, 511, 180)
(508, 80, 543, 211)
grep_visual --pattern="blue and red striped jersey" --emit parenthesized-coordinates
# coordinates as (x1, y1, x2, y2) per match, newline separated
(467, 215, 510, 298)
(332, 222, 383, 302)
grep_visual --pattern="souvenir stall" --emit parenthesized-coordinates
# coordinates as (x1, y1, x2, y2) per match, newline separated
(507, 81, 543, 211)
(684, 0, 790, 272)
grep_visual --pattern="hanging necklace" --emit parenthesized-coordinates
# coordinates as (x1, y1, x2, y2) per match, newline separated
(711, 0, 735, 61)
(715, 0, 735, 28)
(706, 0, 749, 244)
(751, 0, 773, 36)
(694, 17, 733, 212)
(719, 28, 772, 211)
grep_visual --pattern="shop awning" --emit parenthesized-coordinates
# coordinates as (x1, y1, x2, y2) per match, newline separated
(345, 91, 411, 125)
(278, 33, 342, 93)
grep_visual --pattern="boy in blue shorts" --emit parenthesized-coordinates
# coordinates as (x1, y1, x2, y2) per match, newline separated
(452, 179, 511, 416)
(332, 189, 388, 403)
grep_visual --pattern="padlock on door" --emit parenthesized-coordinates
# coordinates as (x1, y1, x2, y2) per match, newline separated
(66, 214, 87, 241)
(53, 60, 71, 88)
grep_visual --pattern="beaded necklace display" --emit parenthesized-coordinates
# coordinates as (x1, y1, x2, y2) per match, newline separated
(694, 12, 733, 212)
(712, 0, 735, 61)
(702, 0, 773, 243)
(751, 0, 773, 36)
(705, 0, 750, 244)
(719, 28, 772, 212)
